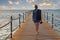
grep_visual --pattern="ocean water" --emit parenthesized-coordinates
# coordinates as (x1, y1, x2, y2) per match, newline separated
(0, 10, 30, 40)
(0, 10, 60, 40)
(42, 9, 60, 35)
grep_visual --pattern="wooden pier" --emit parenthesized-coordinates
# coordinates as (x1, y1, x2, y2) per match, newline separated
(11, 13, 60, 40)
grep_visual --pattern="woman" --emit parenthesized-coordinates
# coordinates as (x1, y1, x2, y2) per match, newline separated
(32, 4, 42, 33)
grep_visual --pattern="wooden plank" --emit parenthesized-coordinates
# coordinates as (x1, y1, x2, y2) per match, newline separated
(11, 14, 60, 40)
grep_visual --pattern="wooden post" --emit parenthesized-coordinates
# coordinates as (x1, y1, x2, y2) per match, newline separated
(44, 13, 45, 21)
(52, 14, 54, 28)
(11, 16, 12, 38)
(47, 12, 48, 23)
(24, 13, 26, 20)
(44, 13, 45, 20)
(19, 14, 21, 27)
(23, 13, 24, 23)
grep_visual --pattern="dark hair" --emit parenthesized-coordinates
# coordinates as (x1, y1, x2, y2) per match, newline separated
(35, 4, 38, 9)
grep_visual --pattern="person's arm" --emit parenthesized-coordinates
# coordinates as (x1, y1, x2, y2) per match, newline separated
(40, 10, 43, 24)
(41, 10, 42, 21)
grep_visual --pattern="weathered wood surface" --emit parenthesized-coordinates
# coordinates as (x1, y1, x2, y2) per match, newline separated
(11, 14, 60, 40)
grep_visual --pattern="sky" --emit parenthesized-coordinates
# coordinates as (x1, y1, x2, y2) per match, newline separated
(0, 0, 60, 10)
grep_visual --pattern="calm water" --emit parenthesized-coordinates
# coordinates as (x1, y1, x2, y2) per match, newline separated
(0, 10, 30, 40)
(0, 10, 60, 40)
(42, 9, 60, 35)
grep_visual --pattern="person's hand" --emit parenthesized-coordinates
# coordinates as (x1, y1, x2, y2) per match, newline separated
(40, 20, 43, 24)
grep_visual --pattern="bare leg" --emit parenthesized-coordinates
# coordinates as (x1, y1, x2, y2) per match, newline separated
(35, 22, 39, 33)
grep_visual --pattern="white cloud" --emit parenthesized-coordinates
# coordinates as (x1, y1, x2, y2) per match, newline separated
(42, 0, 51, 3)
(0, 6, 6, 8)
(9, 6, 16, 9)
(32, 5, 35, 9)
(8, 1, 21, 5)
(0, 6, 9, 9)
(26, 0, 36, 3)
(38, 0, 60, 9)
(21, 7, 27, 10)
(39, 2, 52, 7)
(15, 1, 20, 5)
(8, 1, 13, 4)
(0, 5, 17, 10)
(32, 5, 34, 7)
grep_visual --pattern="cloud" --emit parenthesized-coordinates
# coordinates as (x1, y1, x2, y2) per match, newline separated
(37, 0, 60, 9)
(0, 6, 9, 9)
(0, 5, 17, 10)
(0, 6, 6, 8)
(32, 5, 35, 9)
(8, 0, 20, 5)
(42, 0, 51, 3)
(21, 7, 27, 10)
(8, 1, 13, 4)
(32, 5, 34, 8)
(26, 0, 36, 3)
(9, 6, 16, 9)
(15, 1, 20, 5)
(39, 2, 52, 7)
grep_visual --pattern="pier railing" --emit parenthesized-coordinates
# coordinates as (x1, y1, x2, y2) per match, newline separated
(0, 12, 30, 40)
(43, 12, 60, 32)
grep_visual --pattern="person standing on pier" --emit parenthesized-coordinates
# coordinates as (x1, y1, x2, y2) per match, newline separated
(32, 4, 42, 33)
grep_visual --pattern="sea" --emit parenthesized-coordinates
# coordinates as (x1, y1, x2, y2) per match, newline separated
(0, 9, 60, 40)
(42, 9, 60, 35)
